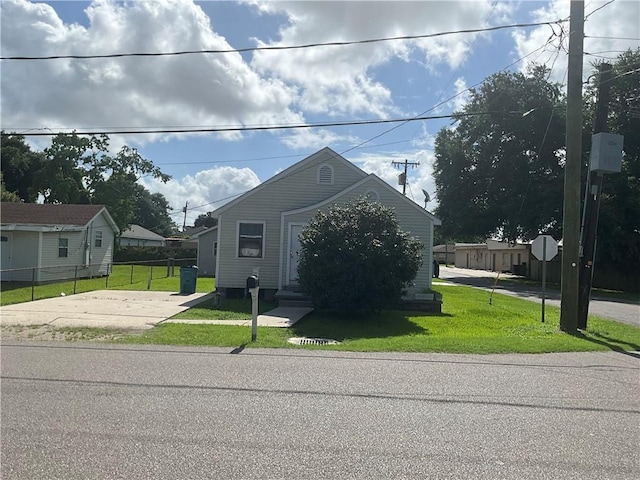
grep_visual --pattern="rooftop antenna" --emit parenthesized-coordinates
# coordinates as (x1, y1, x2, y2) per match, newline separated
(422, 189, 431, 209)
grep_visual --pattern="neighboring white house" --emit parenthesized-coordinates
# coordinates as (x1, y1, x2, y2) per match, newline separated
(191, 226, 218, 277)
(206, 147, 441, 300)
(119, 224, 166, 247)
(455, 239, 530, 273)
(0, 203, 118, 282)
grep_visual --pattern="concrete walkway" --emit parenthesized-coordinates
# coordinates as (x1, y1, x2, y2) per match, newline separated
(0, 291, 313, 330)
(0, 290, 216, 330)
(164, 306, 314, 327)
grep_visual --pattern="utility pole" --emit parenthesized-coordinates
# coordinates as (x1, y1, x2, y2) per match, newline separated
(577, 63, 613, 330)
(392, 159, 419, 195)
(182, 201, 189, 232)
(560, 1, 584, 333)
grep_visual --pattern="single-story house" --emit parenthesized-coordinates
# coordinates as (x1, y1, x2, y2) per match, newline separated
(0, 203, 118, 282)
(433, 244, 455, 264)
(204, 147, 441, 300)
(455, 239, 530, 273)
(191, 226, 218, 277)
(119, 224, 166, 247)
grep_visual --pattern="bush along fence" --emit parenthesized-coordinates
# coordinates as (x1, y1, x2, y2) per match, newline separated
(0, 258, 198, 303)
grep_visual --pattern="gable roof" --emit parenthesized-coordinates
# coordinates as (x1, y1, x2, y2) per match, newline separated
(120, 224, 166, 241)
(282, 174, 441, 224)
(212, 147, 367, 217)
(1, 203, 118, 231)
(190, 225, 218, 238)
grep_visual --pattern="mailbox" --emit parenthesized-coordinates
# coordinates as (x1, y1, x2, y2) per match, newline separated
(246, 275, 259, 289)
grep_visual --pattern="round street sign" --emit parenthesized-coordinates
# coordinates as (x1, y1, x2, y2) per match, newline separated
(531, 235, 558, 261)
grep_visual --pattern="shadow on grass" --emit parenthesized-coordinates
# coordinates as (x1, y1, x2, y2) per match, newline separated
(291, 309, 452, 341)
(569, 331, 640, 359)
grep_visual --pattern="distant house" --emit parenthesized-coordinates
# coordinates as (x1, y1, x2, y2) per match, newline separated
(455, 239, 529, 273)
(205, 147, 441, 300)
(119, 224, 166, 247)
(0, 203, 118, 282)
(191, 226, 218, 277)
(433, 244, 455, 264)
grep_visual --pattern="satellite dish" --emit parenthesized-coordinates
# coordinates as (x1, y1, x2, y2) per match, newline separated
(422, 189, 431, 209)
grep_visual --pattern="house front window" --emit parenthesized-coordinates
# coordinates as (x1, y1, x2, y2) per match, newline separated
(94, 230, 103, 248)
(238, 222, 264, 258)
(59, 238, 69, 258)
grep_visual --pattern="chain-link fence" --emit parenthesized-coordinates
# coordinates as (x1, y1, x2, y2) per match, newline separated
(0, 258, 199, 304)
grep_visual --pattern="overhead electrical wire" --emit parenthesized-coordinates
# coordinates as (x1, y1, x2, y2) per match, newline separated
(12, 110, 557, 137)
(1, 20, 568, 61)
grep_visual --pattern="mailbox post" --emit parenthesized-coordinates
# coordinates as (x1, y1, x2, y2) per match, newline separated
(246, 275, 259, 341)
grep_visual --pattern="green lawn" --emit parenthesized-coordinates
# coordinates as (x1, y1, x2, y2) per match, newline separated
(0, 265, 215, 306)
(118, 284, 640, 354)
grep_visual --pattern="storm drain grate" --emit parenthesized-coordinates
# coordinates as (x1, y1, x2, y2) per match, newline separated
(287, 337, 340, 346)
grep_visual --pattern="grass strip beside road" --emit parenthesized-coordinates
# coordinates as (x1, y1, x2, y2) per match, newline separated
(118, 284, 640, 354)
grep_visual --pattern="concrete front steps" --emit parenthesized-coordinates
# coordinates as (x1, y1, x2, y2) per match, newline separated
(275, 289, 313, 308)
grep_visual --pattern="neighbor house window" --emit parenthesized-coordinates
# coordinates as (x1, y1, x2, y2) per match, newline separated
(365, 190, 379, 202)
(58, 238, 69, 258)
(238, 222, 264, 258)
(317, 164, 334, 185)
(213, 242, 218, 257)
(94, 230, 103, 248)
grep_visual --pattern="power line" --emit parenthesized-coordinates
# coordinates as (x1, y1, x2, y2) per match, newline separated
(584, 35, 640, 41)
(9, 110, 551, 137)
(1, 20, 568, 61)
(584, 0, 616, 20)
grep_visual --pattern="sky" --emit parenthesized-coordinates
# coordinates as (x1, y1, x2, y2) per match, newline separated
(2, 0, 639, 229)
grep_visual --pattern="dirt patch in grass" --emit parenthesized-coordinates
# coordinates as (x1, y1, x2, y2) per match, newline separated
(0, 325, 143, 343)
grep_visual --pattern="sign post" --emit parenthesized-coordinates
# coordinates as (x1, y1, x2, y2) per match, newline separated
(531, 235, 559, 323)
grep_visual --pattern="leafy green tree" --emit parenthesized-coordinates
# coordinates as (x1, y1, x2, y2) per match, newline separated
(433, 66, 566, 242)
(586, 49, 640, 273)
(297, 198, 424, 312)
(194, 212, 217, 228)
(134, 190, 177, 237)
(0, 132, 44, 202)
(1, 172, 21, 202)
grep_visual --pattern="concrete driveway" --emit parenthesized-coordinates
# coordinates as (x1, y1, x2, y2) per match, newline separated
(0, 290, 214, 330)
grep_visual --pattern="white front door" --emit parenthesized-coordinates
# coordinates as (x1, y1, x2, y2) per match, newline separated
(1, 234, 11, 281)
(288, 224, 304, 284)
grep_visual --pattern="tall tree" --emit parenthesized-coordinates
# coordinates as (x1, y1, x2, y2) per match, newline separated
(0, 132, 44, 202)
(433, 66, 566, 242)
(586, 49, 640, 273)
(134, 190, 177, 237)
(194, 212, 217, 228)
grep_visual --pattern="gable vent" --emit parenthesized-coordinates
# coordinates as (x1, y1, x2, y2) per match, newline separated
(318, 165, 334, 185)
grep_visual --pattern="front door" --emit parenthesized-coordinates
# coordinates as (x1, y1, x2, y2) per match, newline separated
(1, 234, 11, 281)
(288, 224, 304, 284)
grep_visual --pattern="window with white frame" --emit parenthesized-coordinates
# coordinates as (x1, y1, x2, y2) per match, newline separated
(58, 238, 69, 257)
(317, 164, 334, 185)
(94, 230, 103, 248)
(238, 222, 264, 258)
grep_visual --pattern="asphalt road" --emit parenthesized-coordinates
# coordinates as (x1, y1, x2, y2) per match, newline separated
(438, 266, 640, 327)
(2, 343, 639, 479)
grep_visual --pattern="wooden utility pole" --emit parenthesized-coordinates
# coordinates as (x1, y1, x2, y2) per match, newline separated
(182, 201, 189, 232)
(392, 159, 419, 195)
(577, 63, 613, 330)
(560, 1, 584, 333)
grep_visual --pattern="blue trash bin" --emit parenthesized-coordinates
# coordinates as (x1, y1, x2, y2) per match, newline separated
(180, 266, 198, 294)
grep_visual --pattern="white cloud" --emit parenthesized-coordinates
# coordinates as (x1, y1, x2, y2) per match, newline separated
(513, 0, 640, 85)
(140, 165, 261, 226)
(1, 0, 301, 145)
(249, 0, 505, 117)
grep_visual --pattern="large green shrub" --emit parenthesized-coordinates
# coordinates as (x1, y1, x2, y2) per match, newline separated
(298, 198, 423, 312)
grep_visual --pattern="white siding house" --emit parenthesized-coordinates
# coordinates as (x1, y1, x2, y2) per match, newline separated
(0, 203, 118, 283)
(192, 226, 218, 277)
(209, 147, 441, 300)
(119, 224, 166, 246)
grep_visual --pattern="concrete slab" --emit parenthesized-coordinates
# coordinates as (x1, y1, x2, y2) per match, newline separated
(0, 291, 215, 330)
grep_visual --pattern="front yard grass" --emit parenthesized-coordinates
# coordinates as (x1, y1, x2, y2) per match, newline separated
(117, 284, 640, 354)
(0, 265, 215, 306)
